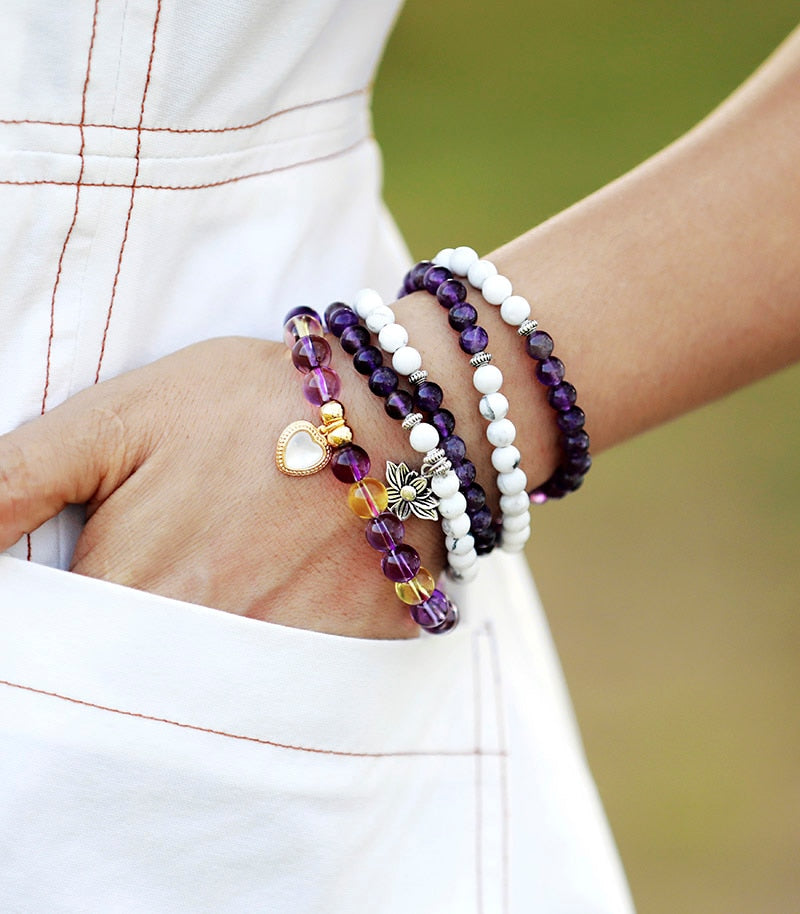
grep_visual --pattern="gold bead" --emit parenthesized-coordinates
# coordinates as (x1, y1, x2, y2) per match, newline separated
(348, 478, 389, 518)
(326, 424, 353, 447)
(319, 400, 345, 424)
(395, 568, 436, 605)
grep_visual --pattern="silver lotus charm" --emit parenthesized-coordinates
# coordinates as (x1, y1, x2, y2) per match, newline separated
(385, 461, 439, 521)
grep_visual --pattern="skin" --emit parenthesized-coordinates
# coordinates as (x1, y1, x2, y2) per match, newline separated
(1, 27, 799, 639)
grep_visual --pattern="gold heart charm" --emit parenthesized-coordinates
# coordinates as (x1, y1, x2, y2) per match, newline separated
(275, 420, 331, 477)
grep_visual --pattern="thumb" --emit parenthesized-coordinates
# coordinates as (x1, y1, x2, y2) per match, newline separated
(0, 388, 145, 551)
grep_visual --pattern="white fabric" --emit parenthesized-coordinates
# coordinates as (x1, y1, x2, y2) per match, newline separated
(0, 2, 635, 910)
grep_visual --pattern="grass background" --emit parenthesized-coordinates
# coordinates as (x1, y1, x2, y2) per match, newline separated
(373, 3, 800, 912)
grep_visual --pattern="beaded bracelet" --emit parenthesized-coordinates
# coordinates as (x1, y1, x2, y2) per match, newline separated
(324, 298, 483, 583)
(275, 306, 458, 633)
(399, 265, 532, 554)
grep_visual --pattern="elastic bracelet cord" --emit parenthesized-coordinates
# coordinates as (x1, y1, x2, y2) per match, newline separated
(324, 298, 484, 583)
(398, 265, 532, 554)
(275, 306, 458, 634)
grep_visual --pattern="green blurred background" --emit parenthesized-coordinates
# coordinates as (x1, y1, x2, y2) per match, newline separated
(374, 3, 799, 912)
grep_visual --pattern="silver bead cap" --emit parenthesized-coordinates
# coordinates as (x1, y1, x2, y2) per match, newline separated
(517, 319, 539, 336)
(421, 448, 452, 477)
(469, 352, 492, 368)
(408, 369, 428, 386)
(401, 412, 423, 430)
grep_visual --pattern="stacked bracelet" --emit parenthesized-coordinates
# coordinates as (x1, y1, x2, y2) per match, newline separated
(275, 306, 458, 633)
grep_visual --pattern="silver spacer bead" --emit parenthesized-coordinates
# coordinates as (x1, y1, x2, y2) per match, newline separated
(421, 448, 452, 478)
(401, 412, 423, 430)
(469, 352, 492, 368)
(408, 369, 428, 386)
(517, 319, 539, 336)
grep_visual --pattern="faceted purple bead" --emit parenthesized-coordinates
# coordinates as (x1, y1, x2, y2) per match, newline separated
(302, 366, 341, 405)
(423, 264, 452, 295)
(436, 279, 467, 308)
(441, 435, 466, 465)
(459, 325, 489, 354)
(330, 444, 371, 483)
(413, 381, 443, 413)
(325, 304, 360, 338)
(469, 505, 493, 534)
(384, 389, 414, 420)
(410, 589, 450, 628)
(340, 324, 371, 354)
(548, 381, 577, 411)
(431, 408, 455, 438)
(463, 482, 486, 512)
(408, 261, 433, 291)
(352, 345, 383, 375)
(425, 599, 459, 634)
(525, 330, 554, 361)
(556, 405, 586, 432)
(455, 460, 477, 488)
(564, 451, 592, 474)
(364, 512, 405, 552)
(368, 366, 399, 398)
(563, 429, 590, 452)
(381, 544, 422, 583)
(474, 527, 497, 556)
(291, 335, 331, 373)
(535, 356, 565, 387)
(447, 302, 478, 331)
(552, 466, 586, 491)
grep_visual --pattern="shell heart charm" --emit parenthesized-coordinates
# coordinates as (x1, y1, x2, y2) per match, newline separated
(275, 421, 331, 477)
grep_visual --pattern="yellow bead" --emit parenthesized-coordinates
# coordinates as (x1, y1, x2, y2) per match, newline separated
(319, 400, 345, 424)
(395, 568, 436, 605)
(326, 424, 353, 447)
(347, 478, 388, 518)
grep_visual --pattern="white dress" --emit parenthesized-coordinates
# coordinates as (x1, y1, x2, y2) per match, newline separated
(0, 2, 634, 911)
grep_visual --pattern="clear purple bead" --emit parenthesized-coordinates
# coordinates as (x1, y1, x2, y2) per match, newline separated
(364, 512, 405, 552)
(325, 303, 360, 338)
(535, 356, 565, 386)
(455, 460, 477, 488)
(381, 544, 422, 583)
(431, 408, 455, 438)
(368, 366, 399, 398)
(352, 345, 383, 375)
(291, 335, 331, 373)
(330, 444, 371, 483)
(284, 305, 320, 322)
(413, 381, 443, 413)
(556, 406, 586, 432)
(384, 389, 415, 420)
(436, 279, 467, 308)
(340, 324, 371, 354)
(423, 264, 452, 295)
(447, 302, 478, 331)
(441, 435, 466, 465)
(547, 381, 577, 410)
(408, 261, 433, 291)
(525, 330, 554, 361)
(424, 599, 459, 634)
(410, 589, 451, 628)
(283, 312, 323, 348)
(459, 325, 489, 354)
(302, 366, 340, 405)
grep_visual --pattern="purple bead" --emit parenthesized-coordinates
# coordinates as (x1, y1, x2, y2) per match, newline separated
(368, 366, 399, 398)
(436, 279, 467, 308)
(552, 466, 586, 491)
(564, 451, 592, 473)
(431, 408, 455, 438)
(548, 381, 577, 410)
(284, 305, 320, 323)
(425, 599, 459, 634)
(283, 312, 323, 347)
(352, 345, 383, 375)
(469, 505, 493, 534)
(413, 381, 443, 413)
(340, 324, 371, 354)
(441, 435, 466, 465)
(563, 429, 590, 452)
(447, 302, 478, 331)
(459, 325, 489, 354)
(423, 264, 452, 295)
(325, 304, 360, 338)
(556, 406, 586, 432)
(381, 544, 422, 583)
(474, 527, 497, 556)
(455, 460, 477, 488)
(384, 389, 415, 420)
(291, 335, 331, 373)
(408, 261, 433, 291)
(330, 444, 371, 483)
(535, 356, 565, 386)
(410, 589, 450, 628)
(463, 482, 486, 513)
(302, 366, 340, 405)
(365, 512, 405, 552)
(525, 330, 554, 361)
(402, 272, 417, 295)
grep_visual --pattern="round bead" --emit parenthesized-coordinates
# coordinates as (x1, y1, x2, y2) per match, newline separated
(450, 246, 479, 276)
(431, 408, 455, 438)
(433, 248, 454, 268)
(479, 392, 509, 422)
(347, 477, 389, 519)
(468, 505, 493, 534)
(472, 363, 503, 394)
(536, 357, 566, 387)
(466, 258, 497, 289)
(340, 324, 371, 355)
(414, 381, 444, 413)
(502, 511, 531, 533)
(499, 491, 530, 516)
(463, 482, 486, 513)
(423, 264, 452, 295)
(384, 389, 414, 420)
(431, 470, 460, 498)
(368, 366, 399, 398)
(445, 534, 475, 555)
(352, 345, 383, 375)
(408, 261, 433, 291)
(395, 567, 436, 605)
(447, 302, 478, 331)
(563, 429, 591, 452)
(441, 435, 467, 465)
(441, 512, 471, 538)
(378, 322, 409, 353)
(302, 366, 340, 405)
(499, 294, 531, 326)
(437, 491, 467, 520)
(365, 304, 395, 334)
(283, 312, 322, 347)
(556, 406, 586, 432)
(354, 288, 384, 319)
(565, 451, 592, 473)
(459, 325, 489, 354)
(525, 330, 555, 361)
(548, 381, 577, 410)
(410, 588, 450, 627)
(486, 418, 517, 448)
(436, 279, 468, 308)
(291, 335, 331, 373)
(454, 460, 476, 487)
(497, 467, 528, 496)
(474, 527, 498, 556)
(447, 548, 478, 571)
(481, 273, 513, 305)
(491, 444, 521, 474)
(447, 563, 478, 585)
(381, 544, 422, 583)
(501, 524, 531, 545)
(285, 305, 320, 322)
(409, 421, 440, 453)
(365, 512, 405, 552)
(392, 345, 423, 376)
(325, 303, 359, 337)
(329, 444, 371, 483)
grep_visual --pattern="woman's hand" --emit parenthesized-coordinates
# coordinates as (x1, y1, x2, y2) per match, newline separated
(0, 337, 436, 639)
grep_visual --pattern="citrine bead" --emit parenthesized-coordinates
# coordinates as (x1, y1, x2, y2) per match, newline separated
(394, 567, 436, 605)
(347, 478, 388, 518)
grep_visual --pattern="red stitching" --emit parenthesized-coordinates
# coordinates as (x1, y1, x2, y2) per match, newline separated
(0, 678, 504, 759)
(485, 621, 511, 913)
(94, 0, 162, 384)
(0, 85, 369, 135)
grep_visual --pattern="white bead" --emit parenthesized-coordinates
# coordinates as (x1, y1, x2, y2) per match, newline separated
(482, 274, 514, 306)
(486, 418, 517, 448)
(433, 248, 454, 269)
(502, 511, 531, 533)
(365, 304, 395, 333)
(497, 467, 528, 496)
(479, 392, 509, 422)
(378, 322, 408, 353)
(491, 444, 521, 474)
(392, 345, 422, 376)
(447, 561, 479, 583)
(501, 539, 528, 554)
(502, 525, 530, 546)
(354, 288, 383, 319)
(500, 294, 531, 326)
(450, 246, 479, 276)
(472, 363, 503, 394)
(409, 422, 439, 453)
(447, 548, 478, 571)
(431, 471, 460, 498)
(446, 534, 475, 555)
(437, 491, 467, 519)
(499, 491, 530, 516)
(467, 258, 497, 290)
(441, 512, 471, 538)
